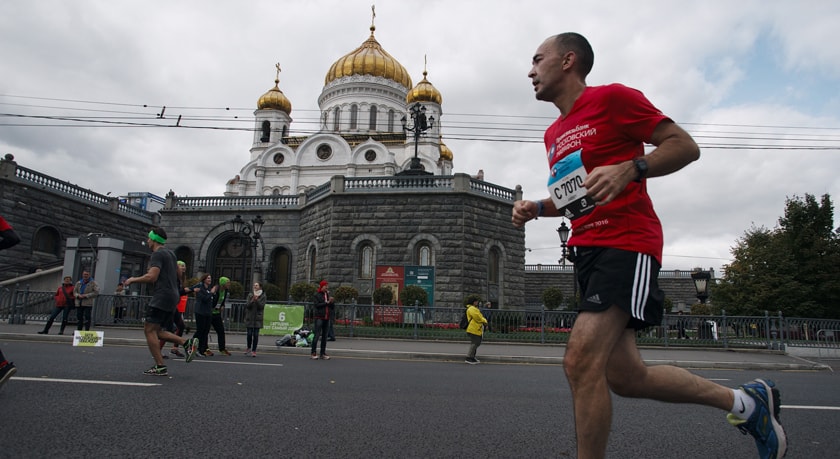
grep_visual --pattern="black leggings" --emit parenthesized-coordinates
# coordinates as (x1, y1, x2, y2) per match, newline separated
(246, 327, 261, 352)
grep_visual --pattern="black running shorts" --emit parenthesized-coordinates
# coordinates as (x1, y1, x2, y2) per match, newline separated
(144, 306, 174, 326)
(571, 246, 665, 330)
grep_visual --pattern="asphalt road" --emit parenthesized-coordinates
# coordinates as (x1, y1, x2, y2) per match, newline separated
(1, 340, 838, 458)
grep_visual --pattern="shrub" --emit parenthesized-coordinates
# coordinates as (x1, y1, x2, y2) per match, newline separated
(225, 280, 245, 299)
(372, 286, 394, 305)
(400, 285, 428, 306)
(290, 282, 318, 302)
(333, 285, 359, 303)
(541, 287, 564, 310)
(262, 282, 284, 302)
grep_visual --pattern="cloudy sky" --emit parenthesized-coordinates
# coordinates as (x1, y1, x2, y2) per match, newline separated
(2, 0, 839, 275)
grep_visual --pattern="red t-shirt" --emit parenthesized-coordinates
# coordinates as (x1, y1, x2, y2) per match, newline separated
(544, 84, 669, 262)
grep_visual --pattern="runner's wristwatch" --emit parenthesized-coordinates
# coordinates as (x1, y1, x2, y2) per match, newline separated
(632, 158, 648, 182)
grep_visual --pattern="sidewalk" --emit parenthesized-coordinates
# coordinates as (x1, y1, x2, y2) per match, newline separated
(0, 321, 830, 371)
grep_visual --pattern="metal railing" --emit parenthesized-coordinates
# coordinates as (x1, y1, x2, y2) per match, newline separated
(3, 289, 838, 350)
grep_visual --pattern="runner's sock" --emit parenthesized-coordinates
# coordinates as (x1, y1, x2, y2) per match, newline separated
(729, 388, 756, 420)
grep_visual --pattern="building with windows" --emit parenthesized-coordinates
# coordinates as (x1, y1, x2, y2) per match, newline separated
(156, 20, 525, 307)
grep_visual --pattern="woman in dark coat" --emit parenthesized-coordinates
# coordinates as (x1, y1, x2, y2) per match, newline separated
(244, 281, 267, 357)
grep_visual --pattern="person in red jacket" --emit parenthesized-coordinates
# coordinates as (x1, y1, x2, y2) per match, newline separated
(39, 276, 76, 335)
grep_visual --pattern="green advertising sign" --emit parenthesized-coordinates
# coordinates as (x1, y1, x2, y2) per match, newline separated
(405, 265, 435, 306)
(261, 304, 305, 336)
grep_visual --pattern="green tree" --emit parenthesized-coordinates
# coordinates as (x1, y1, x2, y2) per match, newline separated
(333, 285, 359, 303)
(540, 286, 564, 310)
(715, 194, 840, 318)
(289, 282, 317, 302)
(262, 282, 284, 302)
(400, 285, 428, 306)
(372, 286, 394, 305)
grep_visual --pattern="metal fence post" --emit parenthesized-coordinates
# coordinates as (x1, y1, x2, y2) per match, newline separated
(349, 301, 356, 338)
(10, 284, 28, 325)
(540, 304, 546, 344)
(413, 300, 419, 340)
(777, 310, 786, 351)
(722, 309, 728, 349)
(764, 310, 771, 350)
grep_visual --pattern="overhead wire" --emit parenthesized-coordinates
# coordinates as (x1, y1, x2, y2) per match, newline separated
(1, 94, 840, 151)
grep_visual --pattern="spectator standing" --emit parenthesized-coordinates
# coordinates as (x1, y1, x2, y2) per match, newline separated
(310, 280, 335, 360)
(244, 282, 267, 357)
(39, 276, 76, 335)
(464, 299, 488, 364)
(113, 282, 126, 323)
(74, 270, 99, 331)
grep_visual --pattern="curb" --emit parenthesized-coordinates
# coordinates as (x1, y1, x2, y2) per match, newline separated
(2, 330, 830, 371)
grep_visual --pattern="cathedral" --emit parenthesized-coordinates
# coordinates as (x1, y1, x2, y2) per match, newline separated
(227, 22, 452, 197)
(157, 18, 526, 307)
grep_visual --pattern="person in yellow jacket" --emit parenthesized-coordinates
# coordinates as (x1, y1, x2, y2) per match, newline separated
(465, 299, 488, 364)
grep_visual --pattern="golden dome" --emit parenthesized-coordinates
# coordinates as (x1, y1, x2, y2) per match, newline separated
(324, 25, 412, 90)
(439, 140, 453, 161)
(407, 70, 442, 105)
(257, 79, 292, 113)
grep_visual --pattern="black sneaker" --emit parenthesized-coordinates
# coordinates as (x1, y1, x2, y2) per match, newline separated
(143, 365, 168, 376)
(465, 358, 479, 365)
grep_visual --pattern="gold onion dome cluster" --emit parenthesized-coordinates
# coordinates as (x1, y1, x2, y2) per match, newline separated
(257, 79, 292, 114)
(324, 25, 412, 90)
(406, 70, 442, 105)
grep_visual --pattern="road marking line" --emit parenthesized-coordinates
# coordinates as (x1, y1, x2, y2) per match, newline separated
(194, 360, 283, 367)
(12, 377, 160, 387)
(783, 405, 840, 411)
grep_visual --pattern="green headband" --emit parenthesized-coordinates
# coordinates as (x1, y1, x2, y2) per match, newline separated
(148, 230, 166, 244)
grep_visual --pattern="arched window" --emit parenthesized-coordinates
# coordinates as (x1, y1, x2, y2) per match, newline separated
(350, 104, 358, 130)
(32, 226, 61, 257)
(270, 248, 292, 300)
(308, 246, 317, 282)
(281, 125, 288, 143)
(369, 105, 377, 131)
(388, 109, 395, 132)
(359, 243, 374, 279)
(333, 107, 341, 131)
(488, 247, 500, 284)
(260, 120, 271, 142)
(415, 243, 432, 266)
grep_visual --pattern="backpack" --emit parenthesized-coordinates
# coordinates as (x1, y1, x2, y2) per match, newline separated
(459, 310, 469, 329)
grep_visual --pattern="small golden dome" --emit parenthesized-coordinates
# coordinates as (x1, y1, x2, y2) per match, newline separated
(439, 140, 453, 161)
(324, 25, 412, 90)
(257, 79, 292, 113)
(407, 70, 442, 105)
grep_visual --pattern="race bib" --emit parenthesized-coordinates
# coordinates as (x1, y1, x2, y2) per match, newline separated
(547, 149, 596, 219)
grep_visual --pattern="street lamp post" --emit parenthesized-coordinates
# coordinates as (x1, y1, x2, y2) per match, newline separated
(556, 222, 570, 266)
(230, 214, 265, 288)
(691, 270, 711, 304)
(556, 220, 576, 309)
(399, 102, 434, 175)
